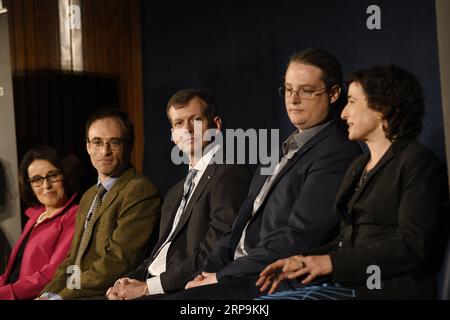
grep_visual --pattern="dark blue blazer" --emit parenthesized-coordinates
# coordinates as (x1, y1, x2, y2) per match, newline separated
(202, 120, 362, 280)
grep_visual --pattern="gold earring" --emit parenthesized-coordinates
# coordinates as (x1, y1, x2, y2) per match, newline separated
(377, 116, 384, 130)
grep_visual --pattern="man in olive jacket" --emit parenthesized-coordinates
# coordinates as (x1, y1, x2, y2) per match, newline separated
(40, 109, 161, 299)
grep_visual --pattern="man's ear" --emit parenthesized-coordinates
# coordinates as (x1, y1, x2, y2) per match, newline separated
(329, 86, 341, 104)
(213, 116, 222, 133)
(86, 141, 91, 155)
(170, 127, 176, 145)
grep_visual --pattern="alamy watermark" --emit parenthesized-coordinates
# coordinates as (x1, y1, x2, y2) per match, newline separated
(66, 265, 81, 290)
(366, 5, 381, 30)
(366, 265, 381, 290)
(171, 122, 280, 175)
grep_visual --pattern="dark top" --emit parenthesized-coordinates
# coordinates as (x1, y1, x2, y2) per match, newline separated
(203, 120, 362, 280)
(5, 230, 33, 284)
(305, 139, 449, 299)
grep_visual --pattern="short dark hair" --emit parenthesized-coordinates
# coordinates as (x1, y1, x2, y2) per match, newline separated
(347, 64, 424, 141)
(166, 89, 218, 127)
(19, 146, 81, 207)
(288, 48, 345, 118)
(85, 108, 135, 150)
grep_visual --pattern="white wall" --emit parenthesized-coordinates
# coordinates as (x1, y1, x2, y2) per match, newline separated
(0, 11, 22, 250)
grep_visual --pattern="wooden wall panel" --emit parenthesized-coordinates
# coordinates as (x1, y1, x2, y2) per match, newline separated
(4, 0, 144, 180)
(81, 0, 144, 170)
(129, 1, 144, 170)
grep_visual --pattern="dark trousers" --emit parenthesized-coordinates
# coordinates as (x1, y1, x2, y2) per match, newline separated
(139, 276, 294, 300)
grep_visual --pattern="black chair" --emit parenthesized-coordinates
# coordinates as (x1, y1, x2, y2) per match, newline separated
(436, 200, 450, 300)
(0, 228, 11, 274)
(437, 239, 450, 300)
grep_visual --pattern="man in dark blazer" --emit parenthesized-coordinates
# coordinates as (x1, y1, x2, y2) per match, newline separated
(105, 89, 251, 299)
(162, 48, 362, 300)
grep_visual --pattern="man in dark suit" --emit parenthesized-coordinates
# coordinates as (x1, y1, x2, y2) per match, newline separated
(105, 89, 251, 299)
(162, 48, 362, 300)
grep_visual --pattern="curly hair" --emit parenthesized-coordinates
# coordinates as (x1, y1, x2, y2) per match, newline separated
(19, 146, 81, 207)
(347, 64, 424, 141)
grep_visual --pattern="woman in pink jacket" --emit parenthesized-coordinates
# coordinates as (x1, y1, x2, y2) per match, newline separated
(0, 146, 81, 299)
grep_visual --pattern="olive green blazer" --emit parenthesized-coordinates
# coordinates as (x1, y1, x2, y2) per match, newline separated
(42, 167, 161, 299)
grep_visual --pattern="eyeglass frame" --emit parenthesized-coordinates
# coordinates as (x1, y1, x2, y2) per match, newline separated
(278, 85, 328, 100)
(28, 170, 63, 187)
(86, 138, 126, 150)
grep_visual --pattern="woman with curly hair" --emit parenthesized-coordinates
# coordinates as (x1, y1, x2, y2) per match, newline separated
(256, 64, 448, 299)
(0, 146, 81, 299)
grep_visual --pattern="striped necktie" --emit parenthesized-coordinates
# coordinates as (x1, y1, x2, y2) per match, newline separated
(74, 184, 107, 267)
(165, 169, 197, 242)
(152, 169, 197, 257)
(145, 169, 198, 278)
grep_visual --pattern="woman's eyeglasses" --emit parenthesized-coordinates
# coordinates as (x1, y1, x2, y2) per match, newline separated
(29, 171, 63, 187)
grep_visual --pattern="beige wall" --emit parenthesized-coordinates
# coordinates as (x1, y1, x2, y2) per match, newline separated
(436, 0, 450, 191)
(0, 11, 21, 249)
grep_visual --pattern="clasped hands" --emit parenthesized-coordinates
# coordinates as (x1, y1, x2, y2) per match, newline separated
(256, 254, 333, 294)
(106, 277, 149, 300)
(185, 272, 217, 289)
(104, 255, 332, 298)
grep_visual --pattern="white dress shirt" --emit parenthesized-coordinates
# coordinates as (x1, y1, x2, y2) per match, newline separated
(146, 144, 221, 295)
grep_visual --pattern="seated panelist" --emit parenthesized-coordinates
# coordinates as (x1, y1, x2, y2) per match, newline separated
(0, 146, 81, 300)
(257, 64, 449, 300)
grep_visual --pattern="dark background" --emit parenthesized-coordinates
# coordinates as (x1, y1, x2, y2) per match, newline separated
(141, 0, 445, 195)
(13, 71, 119, 193)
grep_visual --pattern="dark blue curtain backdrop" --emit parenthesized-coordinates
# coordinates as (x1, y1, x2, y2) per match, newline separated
(141, 0, 445, 195)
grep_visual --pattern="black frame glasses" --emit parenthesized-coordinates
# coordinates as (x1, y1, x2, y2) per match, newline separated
(87, 138, 125, 150)
(29, 170, 63, 187)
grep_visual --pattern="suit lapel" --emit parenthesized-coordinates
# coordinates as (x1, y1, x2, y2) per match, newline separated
(335, 155, 368, 221)
(92, 188, 119, 223)
(71, 187, 97, 252)
(72, 167, 134, 258)
(249, 122, 337, 218)
(170, 164, 217, 239)
(250, 171, 269, 199)
(345, 140, 406, 212)
(151, 184, 183, 255)
(272, 122, 337, 188)
(161, 184, 183, 235)
(229, 124, 336, 248)
(91, 167, 134, 225)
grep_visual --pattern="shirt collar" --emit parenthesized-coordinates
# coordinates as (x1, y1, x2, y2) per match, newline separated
(97, 176, 118, 191)
(189, 143, 221, 173)
(283, 120, 332, 155)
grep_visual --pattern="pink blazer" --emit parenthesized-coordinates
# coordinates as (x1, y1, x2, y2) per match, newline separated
(0, 193, 78, 300)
